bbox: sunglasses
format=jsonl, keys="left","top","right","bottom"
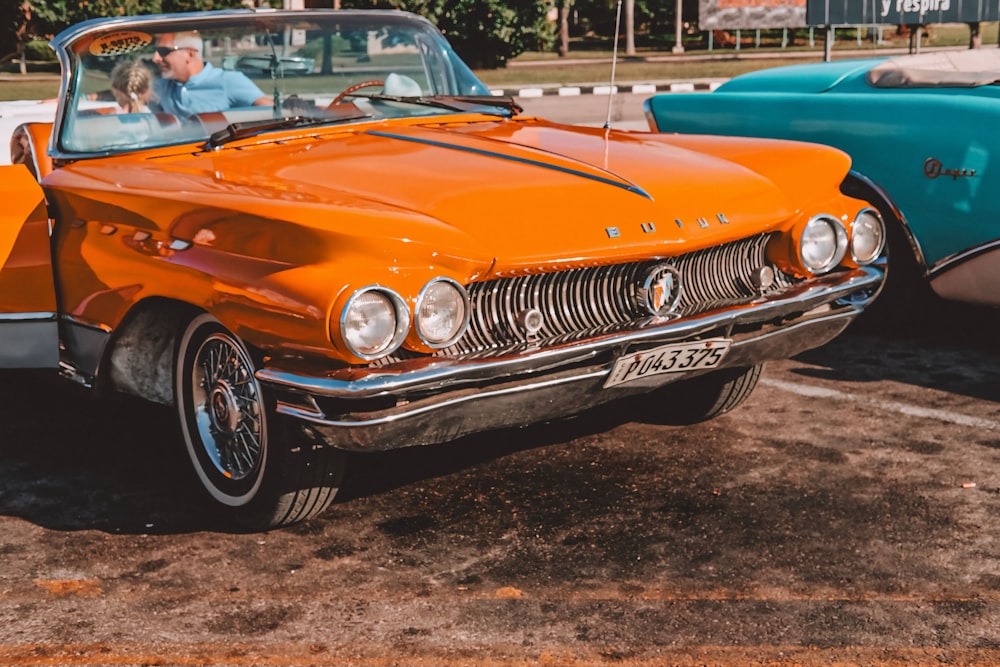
{"left": 153, "top": 45, "right": 190, "bottom": 58}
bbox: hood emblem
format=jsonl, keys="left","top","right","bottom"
{"left": 674, "top": 213, "right": 729, "bottom": 229}
{"left": 609, "top": 215, "right": 729, "bottom": 240}
{"left": 637, "top": 264, "right": 682, "bottom": 316}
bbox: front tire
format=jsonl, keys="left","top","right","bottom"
{"left": 636, "top": 365, "right": 763, "bottom": 425}
{"left": 175, "top": 314, "right": 344, "bottom": 530}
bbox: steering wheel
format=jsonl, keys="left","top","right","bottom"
{"left": 328, "top": 80, "right": 385, "bottom": 107}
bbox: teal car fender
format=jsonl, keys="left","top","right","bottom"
{"left": 645, "top": 55, "right": 1000, "bottom": 307}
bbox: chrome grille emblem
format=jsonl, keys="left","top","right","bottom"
{"left": 637, "top": 263, "right": 682, "bottom": 316}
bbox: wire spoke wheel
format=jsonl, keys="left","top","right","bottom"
{"left": 176, "top": 313, "right": 346, "bottom": 529}
{"left": 191, "top": 333, "right": 264, "bottom": 483}
{"left": 178, "top": 315, "right": 268, "bottom": 508}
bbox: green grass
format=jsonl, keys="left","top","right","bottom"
{"left": 0, "top": 77, "right": 60, "bottom": 100}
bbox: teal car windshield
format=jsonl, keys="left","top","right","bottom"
{"left": 52, "top": 10, "right": 498, "bottom": 156}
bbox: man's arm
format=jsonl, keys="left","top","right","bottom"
{"left": 225, "top": 71, "right": 273, "bottom": 108}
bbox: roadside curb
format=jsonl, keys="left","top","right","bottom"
{"left": 493, "top": 80, "right": 724, "bottom": 98}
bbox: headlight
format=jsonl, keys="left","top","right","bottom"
{"left": 800, "top": 215, "right": 848, "bottom": 274}
{"left": 340, "top": 287, "right": 409, "bottom": 360}
{"left": 414, "top": 278, "right": 470, "bottom": 348}
{"left": 850, "top": 208, "right": 886, "bottom": 265}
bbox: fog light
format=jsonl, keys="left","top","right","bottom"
{"left": 516, "top": 308, "right": 544, "bottom": 338}
{"left": 751, "top": 266, "right": 775, "bottom": 291}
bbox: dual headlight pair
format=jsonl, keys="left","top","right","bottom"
{"left": 340, "top": 278, "right": 469, "bottom": 360}
{"left": 340, "top": 209, "right": 886, "bottom": 361}
{"left": 799, "top": 208, "right": 885, "bottom": 274}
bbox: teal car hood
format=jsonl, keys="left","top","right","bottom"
{"left": 717, "top": 58, "right": 886, "bottom": 94}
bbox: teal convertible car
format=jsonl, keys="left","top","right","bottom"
{"left": 646, "top": 49, "right": 1000, "bottom": 310}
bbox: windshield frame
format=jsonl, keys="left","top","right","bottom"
{"left": 49, "top": 9, "right": 494, "bottom": 161}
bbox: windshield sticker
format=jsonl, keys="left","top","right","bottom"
{"left": 89, "top": 31, "right": 153, "bottom": 56}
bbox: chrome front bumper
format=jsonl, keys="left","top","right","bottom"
{"left": 257, "top": 266, "right": 882, "bottom": 452}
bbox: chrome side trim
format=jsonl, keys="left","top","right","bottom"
{"left": 257, "top": 266, "right": 881, "bottom": 400}
{"left": 59, "top": 317, "right": 113, "bottom": 381}
{"left": 0, "top": 311, "right": 57, "bottom": 322}
{"left": 61, "top": 313, "right": 113, "bottom": 333}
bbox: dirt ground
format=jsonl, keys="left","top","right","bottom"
{"left": 0, "top": 294, "right": 998, "bottom": 666}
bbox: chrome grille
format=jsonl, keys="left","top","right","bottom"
{"left": 460, "top": 262, "right": 646, "bottom": 353}
{"left": 376, "top": 233, "right": 795, "bottom": 365}
{"left": 451, "top": 233, "right": 790, "bottom": 355}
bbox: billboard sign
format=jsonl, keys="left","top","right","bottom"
{"left": 806, "top": 0, "right": 1000, "bottom": 25}
{"left": 699, "top": 0, "right": 807, "bottom": 29}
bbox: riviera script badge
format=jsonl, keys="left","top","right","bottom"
{"left": 924, "top": 157, "right": 976, "bottom": 180}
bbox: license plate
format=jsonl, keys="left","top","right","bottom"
{"left": 603, "top": 338, "right": 732, "bottom": 388}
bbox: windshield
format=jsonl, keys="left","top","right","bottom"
{"left": 52, "top": 10, "right": 496, "bottom": 156}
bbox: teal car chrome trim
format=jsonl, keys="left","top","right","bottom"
{"left": 931, "top": 238, "right": 1000, "bottom": 277}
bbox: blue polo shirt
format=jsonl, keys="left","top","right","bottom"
{"left": 154, "top": 62, "right": 268, "bottom": 116}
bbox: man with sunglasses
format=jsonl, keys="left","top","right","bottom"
{"left": 151, "top": 31, "right": 271, "bottom": 117}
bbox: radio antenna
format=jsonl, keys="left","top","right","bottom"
{"left": 604, "top": 0, "right": 624, "bottom": 129}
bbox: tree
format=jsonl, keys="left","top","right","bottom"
{"left": 1, "top": 0, "right": 51, "bottom": 65}
{"left": 389, "top": 0, "right": 553, "bottom": 68}
{"left": 1, "top": 0, "right": 245, "bottom": 64}
{"left": 556, "top": 0, "right": 571, "bottom": 57}
{"left": 1, "top": 0, "right": 554, "bottom": 71}
{"left": 623, "top": 0, "right": 635, "bottom": 55}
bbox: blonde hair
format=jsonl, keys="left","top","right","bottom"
{"left": 110, "top": 60, "right": 153, "bottom": 113}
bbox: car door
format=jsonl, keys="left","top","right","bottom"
{"left": 0, "top": 164, "right": 59, "bottom": 368}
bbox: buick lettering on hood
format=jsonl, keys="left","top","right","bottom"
{"left": 2, "top": 9, "right": 885, "bottom": 529}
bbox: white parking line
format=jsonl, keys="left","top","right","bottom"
{"left": 760, "top": 378, "right": 1000, "bottom": 431}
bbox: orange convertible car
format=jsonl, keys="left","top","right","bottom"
{"left": 4, "top": 9, "right": 885, "bottom": 529}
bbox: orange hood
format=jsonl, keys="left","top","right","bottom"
{"left": 47, "top": 117, "right": 853, "bottom": 278}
